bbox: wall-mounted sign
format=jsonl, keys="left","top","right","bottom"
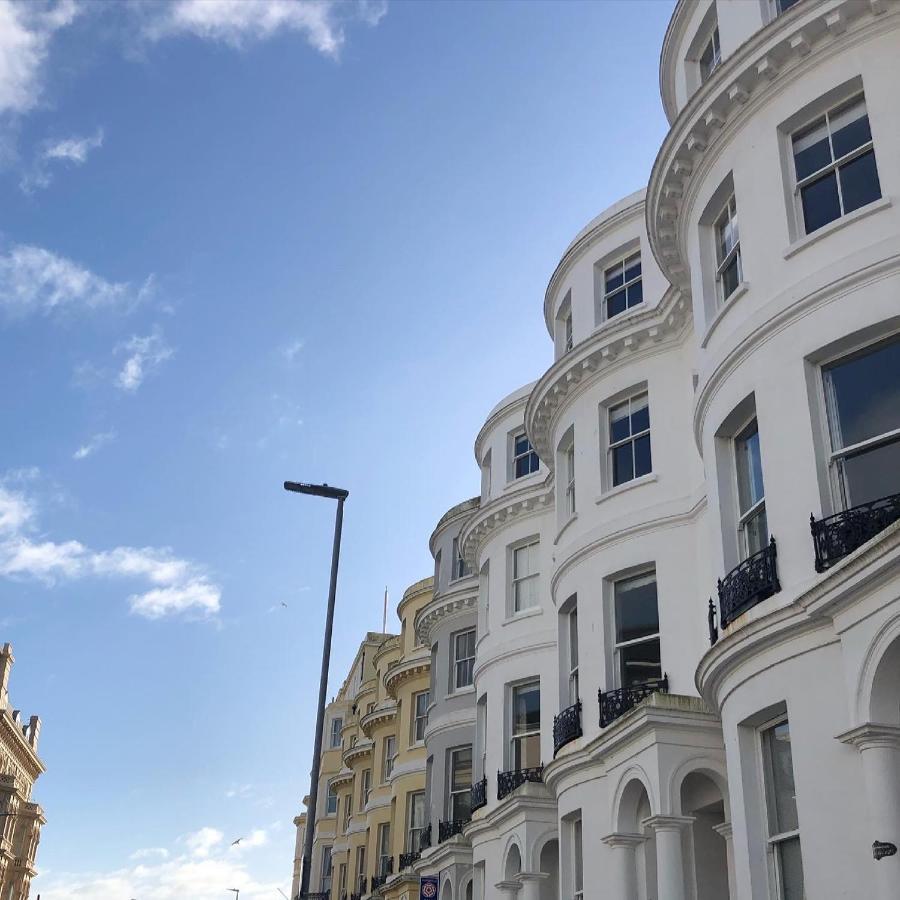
{"left": 420, "top": 875, "right": 439, "bottom": 899}
{"left": 873, "top": 840, "right": 897, "bottom": 860}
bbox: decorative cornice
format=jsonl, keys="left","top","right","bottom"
{"left": 473, "top": 383, "right": 536, "bottom": 466}
{"left": 360, "top": 702, "right": 398, "bottom": 738}
{"left": 837, "top": 722, "right": 900, "bottom": 751}
{"left": 397, "top": 577, "right": 433, "bottom": 620}
{"left": 465, "top": 780, "right": 556, "bottom": 838}
{"left": 526, "top": 287, "right": 691, "bottom": 465}
{"left": 330, "top": 768, "right": 354, "bottom": 789}
{"left": 343, "top": 739, "right": 374, "bottom": 768}
{"left": 383, "top": 652, "right": 431, "bottom": 699}
{"left": 458, "top": 476, "right": 554, "bottom": 568}
{"left": 429, "top": 496, "right": 481, "bottom": 555}
{"left": 0, "top": 712, "right": 44, "bottom": 781}
{"left": 542, "top": 192, "right": 645, "bottom": 334}
{"left": 414, "top": 580, "right": 478, "bottom": 647}
{"left": 372, "top": 635, "right": 401, "bottom": 669}
{"left": 647, "top": 0, "right": 898, "bottom": 292}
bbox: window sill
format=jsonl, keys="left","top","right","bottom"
{"left": 595, "top": 473, "right": 658, "bottom": 505}
{"left": 448, "top": 685, "right": 476, "bottom": 698}
{"left": 700, "top": 282, "right": 749, "bottom": 349}
{"left": 505, "top": 471, "right": 543, "bottom": 490}
{"left": 502, "top": 607, "right": 543, "bottom": 627}
{"left": 592, "top": 301, "right": 646, "bottom": 334}
{"left": 783, "top": 197, "right": 891, "bottom": 260}
{"left": 554, "top": 513, "right": 578, "bottom": 545}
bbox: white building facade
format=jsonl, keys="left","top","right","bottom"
{"left": 297, "top": 2, "right": 900, "bottom": 898}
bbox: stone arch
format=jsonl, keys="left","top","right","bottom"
{"left": 679, "top": 770, "right": 731, "bottom": 899}
{"left": 667, "top": 756, "right": 730, "bottom": 819}
{"left": 530, "top": 828, "right": 560, "bottom": 872}
{"left": 538, "top": 837, "right": 559, "bottom": 900}
{"left": 611, "top": 766, "right": 656, "bottom": 833}
{"left": 460, "top": 874, "right": 473, "bottom": 900}
{"left": 503, "top": 839, "right": 523, "bottom": 880}
{"left": 440, "top": 878, "right": 453, "bottom": 900}
{"left": 857, "top": 614, "right": 900, "bottom": 725}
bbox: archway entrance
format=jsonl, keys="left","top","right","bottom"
{"left": 680, "top": 771, "right": 730, "bottom": 900}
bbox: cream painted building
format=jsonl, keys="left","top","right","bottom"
{"left": 294, "top": 1, "right": 900, "bottom": 898}
{"left": 0, "top": 644, "right": 45, "bottom": 900}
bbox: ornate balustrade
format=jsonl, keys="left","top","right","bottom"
{"left": 371, "top": 858, "right": 393, "bottom": 890}
{"left": 438, "top": 818, "right": 470, "bottom": 842}
{"left": 599, "top": 676, "right": 668, "bottom": 728}
{"left": 553, "top": 700, "right": 582, "bottom": 755}
{"left": 471, "top": 777, "right": 487, "bottom": 813}
{"left": 717, "top": 537, "right": 780, "bottom": 629}
{"left": 399, "top": 850, "right": 420, "bottom": 870}
{"left": 811, "top": 492, "right": 900, "bottom": 572}
{"left": 497, "top": 765, "right": 543, "bottom": 800}
{"left": 419, "top": 823, "right": 432, "bottom": 851}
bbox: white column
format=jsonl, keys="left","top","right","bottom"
{"left": 643, "top": 816, "right": 693, "bottom": 900}
{"left": 839, "top": 724, "right": 900, "bottom": 900}
{"left": 712, "top": 820, "right": 737, "bottom": 900}
{"left": 517, "top": 871, "right": 548, "bottom": 900}
{"left": 601, "top": 833, "right": 644, "bottom": 900}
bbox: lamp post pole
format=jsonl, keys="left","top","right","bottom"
{"left": 283, "top": 481, "right": 349, "bottom": 899}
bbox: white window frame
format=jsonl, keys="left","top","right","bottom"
{"left": 451, "top": 536, "right": 470, "bottom": 581}
{"left": 790, "top": 93, "right": 880, "bottom": 235}
{"left": 821, "top": 335, "right": 900, "bottom": 510}
{"left": 338, "top": 861, "right": 347, "bottom": 896}
{"left": 407, "top": 790, "right": 426, "bottom": 852}
{"left": 511, "top": 429, "right": 540, "bottom": 481}
{"left": 361, "top": 768, "right": 372, "bottom": 807}
{"left": 567, "top": 606, "right": 579, "bottom": 706}
{"left": 509, "top": 679, "right": 541, "bottom": 771}
{"left": 612, "top": 571, "right": 661, "bottom": 690}
{"left": 573, "top": 815, "right": 584, "bottom": 900}
{"left": 699, "top": 26, "right": 721, "bottom": 82}
{"left": 734, "top": 416, "right": 768, "bottom": 559}
{"left": 564, "top": 311, "right": 573, "bottom": 352}
{"left": 770, "top": 0, "right": 801, "bottom": 18}
{"left": 602, "top": 251, "right": 643, "bottom": 321}
{"left": 759, "top": 714, "right": 804, "bottom": 900}
{"left": 344, "top": 790, "right": 353, "bottom": 831}
{"left": 608, "top": 392, "right": 651, "bottom": 487}
{"left": 356, "top": 845, "right": 366, "bottom": 894}
{"left": 377, "top": 822, "right": 391, "bottom": 874}
{"left": 714, "top": 193, "right": 742, "bottom": 302}
{"left": 448, "top": 745, "right": 473, "bottom": 821}
{"left": 510, "top": 538, "right": 540, "bottom": 614}
{"left": 329, "top": 716, "right": 343, "bottom": 749}
{"left": 325, "top": 779, "right": 338, "bottom": 816}
{"left": 382, "top": 735, "right": 396, "bottom": 782}
{"left": 411, "top": 691, "right": 429, "bottom": 744}
{"left": 451, "top": 628, "right": 476, "bottom": 691}
{"left": 321, "top": 846, "right": 333, "bottom": 893}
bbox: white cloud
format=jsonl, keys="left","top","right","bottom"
{"left": 0, "top": 243, "right": 153, "bottom": 318}
{"left": 282, "top": 337, "right": 304, "bottom": 362}
{"left": 21, "top": 127, "right": 104, "bottom": 192}
{"left": 129, "top": 847, "right": 169, "bottom": 861}
{"left": 185, "top": 826, "right": 223, "bottom": 858}
{"left": 0, "top": 474, "right": 221, "bottom": 619}
{"left": 0, "top": 0, "right": 79, "bottom": 117}
{"left": 115, "top": 329, "right": 173, "bottom": 392}
{"left": 73, "top": 428, "right": 116, "bottom": 460}
{"left": 232, "top": 828, "right": 267, "bottom": 850}
{"left": 143, "top": 0, "right": 387, "bottom": 58}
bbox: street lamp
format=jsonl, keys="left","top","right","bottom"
{"left": 283, "top": 480, "right": 349, "bottom": 899}
{"left": 227, "top": 891, "right": 239, "bottom": 900}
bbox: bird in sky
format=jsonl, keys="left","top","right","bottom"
{"left": 231, "top": 837, "right": 242, "bottom": 846}
{"left": 281, "top": 601, "right": 288, "bottom": 608}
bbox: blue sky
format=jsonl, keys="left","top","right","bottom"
{"left": 0, "top": 0, "right": 672, "bottom": 895}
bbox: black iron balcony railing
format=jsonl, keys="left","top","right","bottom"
{"left": 811, "top": 492, "right": 900, "bottom": 572}
{"left": 355, "top": 878, "right": 367, "bottom": 897}
{"left": 371, "top": 858, "right": 393, "bottom": 890}
{"left": 471, "top": 777, "right": 488, "bottom": 813}
{"left": 553, "top": 699, "right": 582, "bottom": 755}
{"left": 497, "top": 765, "right": 544, "bottom": 800}
{"left": 438, "top": 818, "right": 470, "bottom": 842}
{"left": 599, "top": 676, "right": 668, "bottom": 728}
{"left": 302, "top": 894, "right": 330, "bottom": 900}
{"left": 718, "top": 537, "right": 780, "bottom": 629}
{"left": 399, "top": 850, "right": 420, "bottom": 870}
{"left": 419, "top": 823, "right": 432, "bottom": 851}
{"left": 371, "top": 874, "right": 387, "bottom": 891}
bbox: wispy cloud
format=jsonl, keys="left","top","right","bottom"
{"left": 115, "top": 329, "right": 173, "bottom": 392}
{"left": 21, "top": 127, "right": 104, "bottom": 192}
{"left": 0, "top": 0, "right": 79, "bottom": 118}
{"left": 0, "top": 243, "right": 153, "bottom": 318}
{"left": 141, "top": 0, "right": 387, "bottom": 58}
{"left": 282, "top": 337, "right": 304, "bottom": 362}
{"left": 35, "top": 824, "right": 283, "bottom": 900}
{"left": 0, "top": 473, "right": 221, "bottom": 619}
{"left": 73, "top": 428, "right": 116, "bottom": 460}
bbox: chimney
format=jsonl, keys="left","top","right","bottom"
{"left": 27, "top": 715, "right": 41, "bottom": 752}
{"left": 0, "top": 644, "right": 13, "bottom": 711}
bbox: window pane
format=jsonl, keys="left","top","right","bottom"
{"left": 840, "top": 439, "right": 900, "bottom": 507}
{"left": 764, "top": 721, "right": 799, "bottom": 834}
{"left": 777, "top": 836, "right": 805, "bottom": 900}
{"left": 451, "top": 747, "right": 472, "bottom": 789}
{"left": 744, "top": 506, "right": 769, "bottom": 556}
{"left": 634, "top": 434, "right": 652, "bottom": 478}
{"left": 722, "top": 253, "right": 741, "bottom": 299}
{"left": 605, "top": 264, "right": 624, "bottom": 293}
{"left": 839, "top": 149, "right": 881, "bottom": 214}
{"left": 826, "top": 338, "right": 900, "bottom": 448}
{"left": 514, "top": 732, "right": 541, "bottom": 769}
{"left": 620, "top": 637, "right": 662, "bottom": 688}
{"left": 611, "top": 443, "right": 633, "bottom": 486}
{"left": 514, "top": 433, "right": 529, "bottom": 456}
{"left": 801, "top": 171, "right": 841, "bottom": 233}
{"left": 610, "top": 401, "right": 632, "bottom": 443}
{"left": 513, "top": 683, "right": 540, "bottom": 734}
{"left": 736, "top": 423, "right": 765, "bottom": 513}
{"left": 569, "top": 610, "right": 579, "bottom": 668}
{"left": 623, "top": 254, "right": 641, "bottom": 283}
{"left": 607, "top": 290, "right": 627, "bottom": 319}
{"left": 793, "top": 118, "right": 830, "bottom": 179}
{"left": 631, "top": 395, "right": 649, "bottom": 433}
{"left": 627, "top": 278, "right": 643, "bottom": 307}
{"left": 615, "top": 575, "right": 659, "bottom": 643}
{"left": 574, "top": 819, "right": 584, "bottom": 892}
{"left": 830, "top": 99, "right": 870, "bottom": 158}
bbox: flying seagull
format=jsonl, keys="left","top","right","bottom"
{"left": 231, "top": 837, "right": 242, "bottom": 846}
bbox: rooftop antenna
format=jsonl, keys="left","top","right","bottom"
{"left": 382, "top": 586, "right": 388, "bottom": 634}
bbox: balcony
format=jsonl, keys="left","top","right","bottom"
{"left": 717, "top": 537, "right": 780, "bottom": 629}
{"left": 553, "top": 700, "right": 582, "bottom": 755}
{"left": 811, "top": 492, "right": 900, "bottom": 572}
{"left": 471, "top": 777, "right": 487, "bottom": 813}
{"left": 497, "top": 766, "right": 544, "bottom": 801}
{"left": 399, "top": 850, "right": 420, "bottom": 870}
{"left": 438, "top": 818, "right": 470, "bottom": 842}
{"left": 371, "top": 858, "right": 393, "bottom": 890}
{"left": 419, "top": 823, "right": 432, "bottom": 851}
{"left": 599, "top": 676, "right": 668, "bottom": 728}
